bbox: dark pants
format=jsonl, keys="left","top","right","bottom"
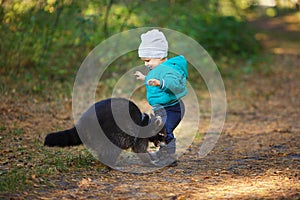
{"left": 154, "top": 101, "right": 185, "bottom": 154}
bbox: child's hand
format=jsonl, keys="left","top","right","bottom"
{"left": 147, "top": 79, "right": 160, "bottom": 86}
{"left": 134, "top": 71, "right": 145, "bottom": 81}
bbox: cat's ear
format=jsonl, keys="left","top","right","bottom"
{"left": 149, "top": 114, "right": 164, "bottom": 131}
{"left": 154, "top": 115, "right": 163, "bottom": 127}
{"left": 141, "top": 113, "right": 150, "bottom": 126}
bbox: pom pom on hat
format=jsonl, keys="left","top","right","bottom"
{"left": 138, "top": 29, "right": 168, "bottom": 58}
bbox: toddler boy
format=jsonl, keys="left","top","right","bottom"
{"left": 134, "top": 29, "right": 188, "bottom": 166}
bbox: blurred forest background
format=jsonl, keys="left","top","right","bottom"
{"left": 1, "top": 0, "right": 298, "bottom": 100}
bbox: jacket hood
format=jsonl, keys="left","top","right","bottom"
{"left": 163, "top": 55, "right": 188, "bottom": 79}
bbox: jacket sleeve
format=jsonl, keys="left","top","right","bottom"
{"left": 160, "top": 71, "right": 186, "bottom": 95}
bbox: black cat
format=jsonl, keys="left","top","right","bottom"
{"left": 44, "top": 98, "right": 166, "bottom": 166}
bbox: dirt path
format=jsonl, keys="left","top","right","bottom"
{"left": 33, "top": 55, "right": 300, "bottom": 200}
{"left": 251, "top": 12, "right": 300, "bottom": 55}
{"left": 1, "top": 13, "right": 300, "bottom": 200}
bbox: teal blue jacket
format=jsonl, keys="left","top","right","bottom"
{"left": 145, "top": 55, "right": 188, "bottom": 110}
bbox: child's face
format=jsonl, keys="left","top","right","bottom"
{"left": 141, "top": 58, "right": 166, "bottom": 70}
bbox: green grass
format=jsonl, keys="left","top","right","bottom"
{"left": 193, "top": 132, "right": 203, "bottom": 143}
{"left": 11, "top": 128, "right": 23, "bottom": 136}
{"left": 0, "top": 140, "right": 104, "bottom": 193}
{"left": 0, "top": 126, "right": 7, "bottom": 132}
{"left": 0, "top": 168, "right": 28, "bottom": 192}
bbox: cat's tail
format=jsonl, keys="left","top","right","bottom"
{"left": 44, "top": 127, "right": 82, "bottom": 147}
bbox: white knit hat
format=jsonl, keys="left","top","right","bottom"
{"left": 138, "top": 29, "right": 168, "bottom": 58}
